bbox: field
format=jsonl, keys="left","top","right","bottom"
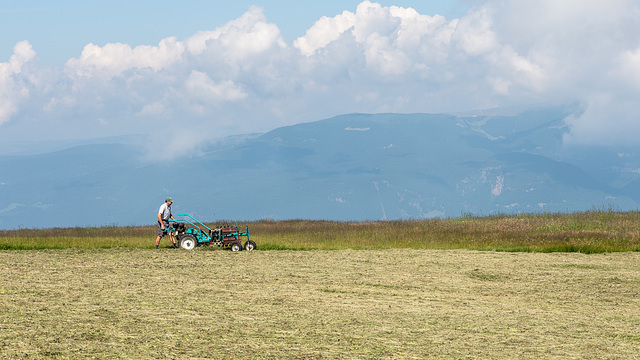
{"left": 1, "top": 211, "right": 640, "bottom": 358}
{"left": 2, "top": 210, "right": 640, "bottom": 252}
{"left": 1, "top": 249, "right": 639, "bottom": 359}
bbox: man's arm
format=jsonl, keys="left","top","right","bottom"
{"left": 158, "top": 212, "right": 164, "bottom": 228}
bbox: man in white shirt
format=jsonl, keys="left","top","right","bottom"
{"left": 155, "top": 197, "right": 178, "bottom": 249}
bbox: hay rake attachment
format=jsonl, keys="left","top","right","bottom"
{"left": 169, "top": 213, "right": 256, "bottom": 251}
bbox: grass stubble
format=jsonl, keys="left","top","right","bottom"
{"left": 1, "top": 248, "right": 639, "bottom": 359}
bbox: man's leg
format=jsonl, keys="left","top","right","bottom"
{"left": 155, "top": 222, "right": 164, "bottom": 248}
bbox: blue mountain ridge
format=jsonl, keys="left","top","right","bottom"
{"left": 1, "top": 107, "right": 639, "bottom": 229}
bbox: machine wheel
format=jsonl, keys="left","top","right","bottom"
{"left": 180, "top": 234, "right": 197, "bottom": 250}
{"left": 244, "top": 240, "right": 257, "bottom": 251}
{"left": 230, "top": 241, "right": 242, "bottom": 252}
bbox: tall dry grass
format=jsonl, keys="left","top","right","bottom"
{"left": 250, "top": 209, "right": 640, "bottom": 252}
{"left": 1, "top": 209, "right": 640, "bottom": 252}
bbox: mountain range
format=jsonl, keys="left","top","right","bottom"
{"left": 2, "top": 106, "right": 640, "bottom": 229}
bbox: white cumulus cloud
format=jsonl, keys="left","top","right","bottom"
{"left": 1, "top": 1, "right": 640, "bottom": 156}
{"left": 66, "top": 37, "right": 185, "bottom": 79}
{"left": 185, "top": 5, "right": 286, "bottom": 58}
{"left": 0, "top": 41, "right": 36, "bottom": 125}
{"left": 185, "top": 70, "right": 247, "bottom": 104}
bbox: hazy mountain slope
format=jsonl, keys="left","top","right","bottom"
{"left": 1, "top": 108, "right": 638, "bottom": 229}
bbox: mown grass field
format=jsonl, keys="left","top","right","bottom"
{"left": 1, "top": 249, "right": 639, "bottom": 359}
{"left": 1, "top": 210, "right": 640, "bottom": 358}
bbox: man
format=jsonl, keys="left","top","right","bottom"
{"left": 155, "top": 197, "right": 178, "bottom": 249}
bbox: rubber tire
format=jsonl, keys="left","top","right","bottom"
{"left": 180, "top": 234, "right": 197, "bottom": 250}
{"left": 230, "top": 241, "right": 242, "bottom": 252}
{"left": 244, "top": 240, "right": 256, "bottom": 251}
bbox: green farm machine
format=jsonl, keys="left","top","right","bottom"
{"left": 168, "top": 214, "right": 256, "bottom": 251}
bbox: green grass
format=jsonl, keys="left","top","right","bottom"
{"left": 2, "top": 209, "right": 640, "bottom": 252}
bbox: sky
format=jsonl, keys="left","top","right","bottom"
{"left": 2, "top": 0, "right": 640, "bottom": 158}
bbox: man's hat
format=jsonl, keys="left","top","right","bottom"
{"left": 166, "top": 197, "right": 173, "bottom": 202}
